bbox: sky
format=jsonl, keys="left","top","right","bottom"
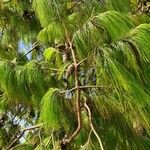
{"left": 18, "top": 40, "right": 32, "bottom": 59}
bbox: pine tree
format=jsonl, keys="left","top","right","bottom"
{"left": 0, "top": 0, "right": 150, "bottom": 149}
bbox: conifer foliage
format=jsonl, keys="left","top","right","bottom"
{"left": 0, "top": 0, "right": 150, "bottom": 149}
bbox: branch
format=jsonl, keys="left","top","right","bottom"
{"left": 61, "top": 23, "right": 82, "bottom": 146}
{"left": 84, "top": 103, "right": 104, "bottom": 150}
{"left": 7, "top": 124, "right": 42, "bottom": 150}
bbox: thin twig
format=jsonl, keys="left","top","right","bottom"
{"left": 0, "top": 27, "right": 5, "bottom": 42}
{"left": 11, "top": 105, "right": 24, "bottom": 122}
{"left": 77, "top": 57, "right": 89, "bottom": 66}
{"left": 38, "top": 128, "right": 45, "bottom": 149}
{"left": 67, "top": 1, "right": 83, "bottom": 13}
{"left": 84, "top": 103, "right": 104, "bottom": 150}
{"left": 41, "top": 67, "right": 59, "bottom": 71}
{"left": 81, "top": 129, "right": 92, "bottom": 149}
{"left": 60, "top": 85, "right": 112, "bottom": 94}
{"left": 7, "top": 124, "right": 42, "bottom": 150}
{"left": 14, "top": 108, "right": 30, "bottom": 124}
{"left": 23, "top": 43, "right": 40, "bottom": 58}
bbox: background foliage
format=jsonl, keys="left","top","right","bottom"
{"left": 0, "top": 0, "right": 150, "bottom": 149}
